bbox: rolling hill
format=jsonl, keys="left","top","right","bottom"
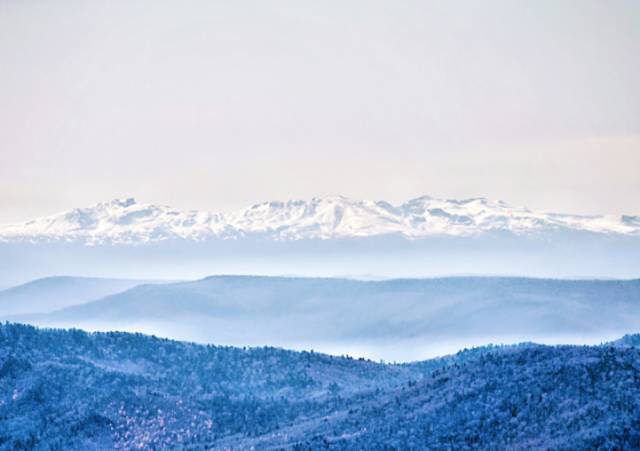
{"left": 1, "top": 324, "right": 638, "bottom": 449}
{"left": 0, "top": 276, "right": 162, "bottom": 317}
{"left": 12, "top": 276, "right": 640, "bottom": 361}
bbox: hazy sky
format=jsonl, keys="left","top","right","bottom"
{"left": 1, "top": 0, "right": 639, "bottom": 222}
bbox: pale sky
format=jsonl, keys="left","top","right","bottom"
{"left": 1, "top": 0, "right": 639, "bottom": 222}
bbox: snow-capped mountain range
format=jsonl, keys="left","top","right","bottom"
{"left": 0, "top": 196, "right": 638, "bottom": 245}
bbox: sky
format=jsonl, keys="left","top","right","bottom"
{"left": 1, "top": 0, "right": 639, "bottom": 223}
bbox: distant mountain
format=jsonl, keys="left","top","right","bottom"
{"left": 0, "top": 276, "right": 163, "bottom": 317}
{"left": 1, "top": 196, "right": 638, "bottom": 244}
{"left": 14, "top": 276, "right": 640, "bottom": 361}
{"left": 1, "top": 197, "right": 639, "bottom": 286}
{"left": 1, "top": 323, "right": 638, "bottom": 449}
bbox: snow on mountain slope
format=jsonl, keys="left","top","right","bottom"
{"left": 0, "top": 196, "right": 638, "bottom": 244}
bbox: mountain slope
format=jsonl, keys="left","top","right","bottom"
{"left": 15, "top": 276, "right": 640, "bottom": 361}
{"left": 1, "top": 324, "right": 638, "bottom": 450}
{"left": 1, "top": 196, "right": 638, "bottom": 244}
{"left": 0, "top": 276, "right": 162, "bottom": 317}
{"left": 230, "top": 344, "right": 640, "bottom": 450}
{"left": 0, "top": 323, "right": 420, "bottom": 450}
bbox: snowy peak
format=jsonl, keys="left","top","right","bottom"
{"left": 230, "top": 196, "right": 405, "bottom": 239}
{"left": 0, "top": 196, "right": 638, "bottom": 244}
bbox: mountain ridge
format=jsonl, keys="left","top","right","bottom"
{"left": 1, "top": 195, "right": 638, "bottom": 245}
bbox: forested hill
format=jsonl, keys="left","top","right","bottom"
{"left": 1, "top": 323, "right": 639, "bottom": 450}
